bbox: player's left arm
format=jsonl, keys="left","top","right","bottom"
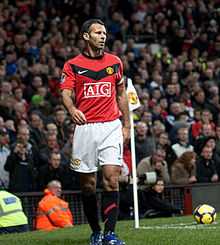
{"left": 116, "top": 81, "right": 130, "bottom": 144}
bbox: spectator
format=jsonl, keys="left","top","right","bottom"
{"left": 46, "top": 122, "right": 64, "bottom": 146}
{"left": 215, "top": 125, "right": 220, "bottom": 176}
{"left": 23, "top": 76, "right": 43, "bottom": 103}
{"left": 37, "top": 151, "right": 77, "bottom": 190}
{"left": 36, "top": 180, "right": 73, "bottom": 231}
{"left": 206, "top": 93, "right": 220, "bottom": 124}
{"left": 191, "top": 109, "right": 215, "bottom": 140}
{"left": 0, "top": 128, "right": 10, "bottom": 188}
{"left": 46, "top": 122, "right": 58, "bottom": 136}
{"left": 196, "top": 146, "right": 219, "bottom": 183}
{"left": 169, "top": 126, "right": 194, "bottom": 165}
{"left": 200, "top": 123, "right": 215, "bottom": 138}
{"left": 33, "top": 85, "right": 53, "bottom": 116}
{"left": 0, "top": 82, "right": 13, "bottom": 106}
{"left": 168, "top": 112, "right": 190, "bottom": 144}
{"left": 191, "top": 89, "right": 207, "bottom": 112}
{"left": 13, "top": 87, "right": 28, "bottom": 111}
{"left": 0, "top": 189, "right": 28, "bottom": 234}
{"left": 137, "top": 147, "right": 170, "bottom": 187}
{"left": 4, "top": 126, "right": 38, "bottom": 192}
{"left": 4, "top": 119, "right": 17, "bottom": 143}
{"left": 38, "top": 133, "right": 66, "bottom": 166}
{"left": 53, "top": 105, "right": 69, "bottom": 147}
{"left": 171, "top": 151, "right": 197, "bottom": 185}
{"left": 151, "top": 120, "right": 166, "bottom": 139}
{"left": 156, "top": 132, "right": 170, "bottom": 150}
{"left": 135, "top": 121, "right": 156, "bottom": 165}
{"left": 194, "top": 123, "right": 216, "bottom": 153}
{"left": 12, "top": 101, "right": 28, "bottom": 125}
{"left": 29, "top": 111, "right": 46, "bottom": 147}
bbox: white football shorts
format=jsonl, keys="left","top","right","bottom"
{"left": 70, "top": 119, "right": 123, "bottom": 173}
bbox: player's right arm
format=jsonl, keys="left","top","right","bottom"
{"left": 61, "top": 89, "right": 87, "bottom": 125}
{"left": 60, "top": 61, "right": 87, "bottom": 125}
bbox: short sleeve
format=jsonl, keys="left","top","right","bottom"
{"left": 59, "top": 62, "right": 76, "bottom": 90}
{"left": 116, "top": 58, "right": 124, "bottom": 85}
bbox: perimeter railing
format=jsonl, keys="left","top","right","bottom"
{"left": 16, "top": 182, "right": 220, "bottom": 230}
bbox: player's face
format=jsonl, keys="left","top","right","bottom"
{"left": 87, "top": 23, "right": 107, "bottom": 50}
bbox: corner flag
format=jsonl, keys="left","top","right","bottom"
{"left": 126, "top": 78, "right": 141, "bottom": 112}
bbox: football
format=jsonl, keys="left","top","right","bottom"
{"left": 193, "top": 204, "right": 217, "bottom": 224}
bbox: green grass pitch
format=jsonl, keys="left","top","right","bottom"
{"left": 0, "top": 215, "right": 219, "bottom": 245}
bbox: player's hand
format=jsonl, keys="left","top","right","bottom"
{"left": 122, "top": 126, "right": 130, "bottom": 145}
{"left": 70, "top": 109, "right": 87, "bottom": 125}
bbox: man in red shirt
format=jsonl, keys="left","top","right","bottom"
{"left": 60, "top": 19, "right": 130, "bottom": 245}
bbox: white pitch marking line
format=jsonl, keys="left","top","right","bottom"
{"left": 138, "top": 222, "right": 218, "bottom": 230}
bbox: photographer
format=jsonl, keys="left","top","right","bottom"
{"left": 137, "top": 147, "right": 170, "bottom": 189}
{"left": 4, "top": 126, "right": 39, "bottom": 192}
{"left": 138, "top": 178, "right": 183, "bottom": 218}
{"left": 119, "top": 173, "right": 182, "bottom": 220}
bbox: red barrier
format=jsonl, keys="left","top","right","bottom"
{"left": 183, "top": 187, "right": 193, "bottom": 215}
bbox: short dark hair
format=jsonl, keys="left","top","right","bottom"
{"left": 80, "top": 19, "right": 105, "bottom": 38}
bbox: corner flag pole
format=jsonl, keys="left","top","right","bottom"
{"left": 126, "top": 78, "right": 140, "bottom": 229}
{"left": 130, "top": 111, "right": 140, "bottom": 229}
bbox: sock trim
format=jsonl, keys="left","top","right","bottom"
{"left": 103, "top": 202, "right": 117, "bottom": 215}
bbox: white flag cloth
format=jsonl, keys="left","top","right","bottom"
{"left": 126, "top": 78, "right": 141, "bottom": 111}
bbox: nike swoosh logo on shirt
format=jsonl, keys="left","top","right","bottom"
{"left": 78, "top": 70, "right": 88, "bottom": 75}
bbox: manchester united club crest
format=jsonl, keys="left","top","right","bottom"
{"left": 70, "top": 158, "right": 81, "bottom": 170}
{"left": 106, "top": 66, "right": 114, "bottom": 75}
{"left": 127, "top": 91, "right": 138, "bottom": 105}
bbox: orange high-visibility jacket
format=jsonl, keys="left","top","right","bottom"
{"left": 35, "top": 189, "right": 73, "bottom": 231}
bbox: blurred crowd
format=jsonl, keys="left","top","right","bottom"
{"left": 0, "top": 0, "right": 220, "bottom": 193}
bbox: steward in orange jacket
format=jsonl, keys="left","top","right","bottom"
{"left": 36, "top": 180, "right": 73, "bottom": 231}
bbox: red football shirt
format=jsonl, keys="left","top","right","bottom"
{"left": 60, "top": 52, "right": 124, "bottom": 123}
